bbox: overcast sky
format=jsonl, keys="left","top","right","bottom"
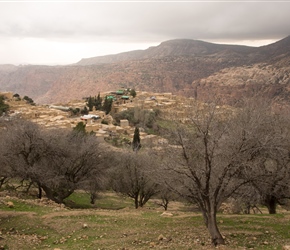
{"left": 0, "top": 1, "right": 289, "bottom": 65}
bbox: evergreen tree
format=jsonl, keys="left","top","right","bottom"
{"left": 73, "top": 122, "right": 87, "bottom": 135}
{"left": 23, "top": 95, "right": 35, "bottom": 105}
{"left": 102, "top": 96, "right": 113, "bottom": 115}
{"left": 95, "top": 92, "right": 103, "bottom": 110}
{"left": 132, "top": 127, "right": 141, "bottom": 152}
{"left": 13, "top": 93, "right": 21, "bottom": 101}
{"left": 80, "top": 106, "right": 89, "bottom": 115}
{"left": 130, "top": 89, "right": 137, "bottom": 98}
{"left": 87, "top": 96, "right": 94, "bottom": 111}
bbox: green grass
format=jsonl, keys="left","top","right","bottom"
{"left": 1, "top": 193, "right": 290, "bottom": 249}
{"left": 64, "top": 191, "right": 135, "bottom": 209}
{"left": 0, "top": 198, "right": 53, "bottom": 215}
{"left": 216, "top": 213, "right": 290, "bottom": 249}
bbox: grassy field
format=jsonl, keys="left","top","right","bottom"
{"left": 1, "top": 191, "right": 290, "bottom": 250}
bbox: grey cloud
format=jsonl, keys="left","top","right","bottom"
{"left": 0, "top": 1, "right": 290, "bottom": 65}
{"left": 1, "top": 2, "right": 289, "bottom": 42}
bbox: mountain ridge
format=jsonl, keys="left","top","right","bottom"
{"left": 76, "top": 38, "right": 258, "bottom": 65}
{"left": 1, "top": 36, "right": 290, "bottom": 105}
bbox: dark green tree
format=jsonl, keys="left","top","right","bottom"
{"left": 130, "top": 89, "right": 137, "bottom": 98}
{"left": 73, "top": 122, "right": 87, "bottom": 135}
{"left": 87, "top": 96, "right": 94, "bottom": 111}
{"left": 102, "top": 96, "right": 113, "bottom": 115}
{"left": 80, "top": 106, "right": 89, "bottom": 115}
{"left": 13, "top": 93, "right": 21, "bottom": 101}
{"left": 95, "top": 93, "right": 103, "bottom": 110}
{"left": 0, "top": 95, "right": 9, "bottom": 116}
{"left": 23, "top": 95, "right": 35, "bottom": 105}
{"left": 132, "top": 127, "right": 141, "bottom": 152}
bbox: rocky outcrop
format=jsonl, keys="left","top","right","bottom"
{"left": 191, "top": 63, "right": 290, "bottom": 106}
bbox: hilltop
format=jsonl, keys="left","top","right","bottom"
{"left": 0, "top": 90, "right": 191, "bottom": 148}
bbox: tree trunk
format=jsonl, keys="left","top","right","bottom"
{"left": 41, "top": 185, "right": 73, "bottom": 204}
{"left": 206, "top": 211, "right": 225, "bottom": 246}
{"left": 134, "top": 195, "right": 139, "bottom": 209}
{"left": 37, "top": 183, "right": 42, "bottom": 199}
{"left": 90, "top": 193, "right": 96, "bottom": 204}
{"left": 265, "top": 195, "right": 277, "bottom": 214}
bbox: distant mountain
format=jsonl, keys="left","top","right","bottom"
{"left": 0, "top": 36, "right": 290, "bottom": 105}
{"left": 76, "top": 39, "right": 257, "bottom": 65}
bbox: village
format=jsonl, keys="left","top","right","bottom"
{"left": 1, "top": 89, "right": 186, "bottom": 148}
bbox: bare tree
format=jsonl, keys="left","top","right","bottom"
{"left": 234, "top": 100, "right": 290, "bottom": 214}
{"left": 111, "top": 151, "right": 159, "bottom": 208}
{"left": 160, "top": 100, "right": 276, "bottom": 246}
{"left": 0, "top": 123, "right": 11, "bottom": 189}
{"left": 154, "top": 188, "right": 177, "bottom": 211}
{"left": 37, "top": 129, "right": 107, "bottom": 203}
{"left": 1, "top": 119, "right": 107, "bottom": 203}
{"left": 1, "top": 120, "right": 49, "bottom": 198}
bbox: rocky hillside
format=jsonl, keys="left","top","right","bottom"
{"left": 0, "top": 36, "right": 290, "bottom": 105}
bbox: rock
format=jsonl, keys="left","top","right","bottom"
{"left": 160, "top": 211, "right": 173, "bottom": 217}
{"left": 158, "top": 234, "right": 165, "bottom": 241}
{"left": 6, "top": 201, "right": 14, "bottom": 208}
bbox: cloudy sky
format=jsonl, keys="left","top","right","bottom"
{"left": 0, "top": 0, "right": 289, "bottom": 65}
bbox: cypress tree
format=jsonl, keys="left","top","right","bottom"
{"left": 102, "top": 96, "right": 113, "bottom": 115}
{"left": 87, "top": 96, "right": 94, "bottom": 111}
{"left": 132, "top": 127, "right": 141, "bottom": 152}
{"left": 95, "top": 92, "right": 103, "bottom": 110}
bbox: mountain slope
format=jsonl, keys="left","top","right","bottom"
{"left": 0, "top": 36, "right": 290, "bottom": 105}
{"left": 77, "top": 39, "right": 257, "bottom": 65}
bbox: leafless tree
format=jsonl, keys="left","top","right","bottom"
{"left": 111, "top": 151, "right": 159, "bottom": 209}
{"left": 154, "top": 188, "right": 177, "bottom": 211}
{"left": 1, "top": 119, "right": 107, "bottom": 203}
{"left": 234, "top": 99, "right": 290, "bottom": 214}
{"left": 37, "top": 129, "right": 107, "bottom": 203}
{"left": 1, "top": 119, "right": 49, "bottom": 198}
{"left": 159, "top": 99, "right": 281, "bottom": 246}
{"left": 0, "top": 123, "right": 11, "bottom": 189}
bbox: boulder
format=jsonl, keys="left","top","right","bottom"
{"left": 6, "top": 201, "right": 14, "bottom": 208}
